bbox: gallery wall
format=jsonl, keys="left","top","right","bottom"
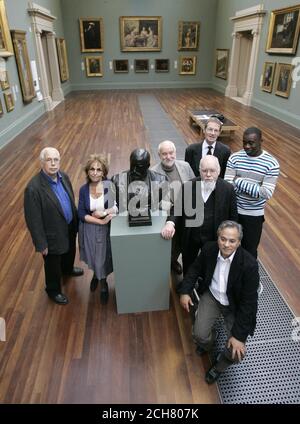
{"left": 60, "top": 0, "right": 218, "bottom": 90}
{"left": 0, "top": 0, "right": 67, "bottom": 148}
{"left": 212, "top": 0, "right": 300, "bottom": 129}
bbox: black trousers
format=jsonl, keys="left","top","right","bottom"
{"left": 182, "top": 239, "right": 202, "bottom": 275}
{"left": 43, "top": 231, "right": 76, "bottom": 295}
{"left": 238, "top": 214, "right": 265, "bottom": 259}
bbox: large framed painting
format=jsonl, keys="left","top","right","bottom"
{"left": 215, "top": 49, "right": 229, "bottom": 79}
{"left": 79, "top": 18, "right": 103, "bottom": 52}
{"left": 113, "top": 59, "right": 129, "bottom": 73}
{"left": 120, "top": 16, "right": 162, "bottom": 51}
{"left": 179, "top": 55, "right": 196, "bottom": 75}
{"left": 155, "top": 58, "right": 169, "bottom": 73}
{"left": 56, "top": 38, "right": 69, "bottom": 82}
{"left": 178, "top": 21, "right": 200, "bottom": 51}
{"left": 274, "top": 63, "right": 294, "bottom": 98}
{"left": 4, "top": 91, "right": 14, "bottom": 112}
{"left": 261, "top": 62, "right": 276, "bottom": 93}
{"left": 85, "top": 56, "right": 103, "bottom": 77}
{"left": 0, "top": 0, "right": 13, "bottom": 57}
{"left": 0, "top": 69, "right": 9, "bottom": 89}
{"left": 11, "top": 30, "right": 35, "bottom": 103}
{"left": 266, "top": 5, "right": 300, "bottom": 54}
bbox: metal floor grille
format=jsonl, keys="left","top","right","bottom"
{"left": 138, "top": 94, "right": 300, "bottom": 403}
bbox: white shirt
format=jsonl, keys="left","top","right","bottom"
{"left": 89, "top": 194, "right": 104, "bottom": 212}
{"left": 202, "top": 140, "right": 216, "bottom": 157}
{"left": 201, "top": 181, "right": 216, "bottom": 203}
{"left": 209, "top": 250, "right": 236, "bottom": 306}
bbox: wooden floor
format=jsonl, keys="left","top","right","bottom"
{"left": 0, "top": 89, "right": 299, "bottom": 404}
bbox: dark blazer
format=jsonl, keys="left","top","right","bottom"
{"left": 179, "top": 242, "right": 259, "bottom": 342}
{"left": 24, "top": 171, "right": 78, "bottom": 255}
{"left": 168, "top": 177, "right": 238, "bottom": 257}
{"left": 78, "top": 180, "right": 115, "bottom": 222}
{"left": 185, "top": 140, "right": 231, "bottom": 178}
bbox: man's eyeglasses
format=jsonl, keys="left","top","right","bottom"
{"left": 44, "top": 158, "right": 60, "bottom": 163}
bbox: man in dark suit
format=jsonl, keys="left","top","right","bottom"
{"left": 162, "top": 155, "right": 237, "bottom": 275}
{"left": 24, "top": 147, "right": 83, "bottom": 305}
{"left": 179, "top": 220, "right": 259, "bottom": 384}
{"left": 185, "top": 117, "right": 231, "bottom": 178}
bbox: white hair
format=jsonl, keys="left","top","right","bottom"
{"left": 40, "top": 147, "right": 60, "bottom": 161}
{"left": 157, "top": 140, "right": 176, "bottom": 154}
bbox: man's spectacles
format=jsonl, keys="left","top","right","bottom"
{"left": 44, "top": 158, "right": 60, "bottom": 163}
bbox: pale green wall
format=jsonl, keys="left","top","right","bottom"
{"left": 212, "top": 0, "right": 300, "bottom": 129}
{"left": 0, "top": 0, "right": 67, "bottom": 148}
{"left": 61, "top": 0, "right": 218, "bottom": 90}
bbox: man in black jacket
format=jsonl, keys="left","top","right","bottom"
{"left": 24, "top": 147, "right": 83, "bottom": 305}
{"left": 178, "top": 220, "right": 259, "bottom": 384}
{"left": 185, "top": 117, "right": 231, "bottom": 178}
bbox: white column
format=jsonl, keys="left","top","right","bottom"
{"left": 243, "top": 30, "right": 260, "bottom": 105}
{"left": 225, "top": 32, "right": 242, "bottom": 98}
{"left": 46, "top": 33, "right": 64, "bottom": 102}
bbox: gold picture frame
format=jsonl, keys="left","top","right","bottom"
{"left": 0, "top": 0, "right": 14, "bottom": 57}
{"left": 85, "top": 56, "right": 103, "bottom": 77}
{"left": 179, "top": 55, "right": 196, "bottom": 75}
{"left": 113, "top": 59, "right": 129, "bottom": 73}
{"left": 0, "top": 70, "right": 9, "bottom": 89}
{"left": 266, "top": 5, "right": 300, "bottom": 54}
{"left": 178, "top": 21, "right": 200, "bottom": 51}
{"left": 56, "top": 38, "right": 69, "bottom": 82}
{"left": 120, "top": 16, "right": 162, "bottom": 52}
{"left": 261, "top": 62, "right": 276, "bottom": 93}
{"left": 215, "top": 49, "right": 229, "bottom": 80}
{"left": 4, "top": 91, "right": 14, "bottom": 112}
{"left": 11, "top": 30, "right": 35, "bottom": 103}
{"left": 79, "top": 17, "right": 103, "bottom": 53}
{"left": 274, "top": 63, "right": 294, "bottom": 98}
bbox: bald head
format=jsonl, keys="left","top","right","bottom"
{"left": 158, "top": 140, "right": 176, "bottom": 168}
{"left": 40, "top": 147, "right": 61, "bottom": 179}
{"left": 199, "top": 155, "right": 220, "bottom": 182}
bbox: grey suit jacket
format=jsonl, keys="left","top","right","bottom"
{"left": 151, "top": 160, "right": 195, "bottom": 183}
{"left": 24, "top": 171, "right": 78, "bottom": 255}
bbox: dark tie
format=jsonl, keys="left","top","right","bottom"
{"left": 207, "top": 146, "right": 213, "bottom": 155}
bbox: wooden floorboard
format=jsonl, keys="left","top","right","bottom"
{"left": 0, "top": 88, "right": 299, "bottom": 404}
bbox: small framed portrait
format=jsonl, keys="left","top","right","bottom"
{"left": 155, "top": 59, "right": 169, "bottom": 72}
{"left": 0, "top": 98, "right": 3, "bottom": 116}
{"left": 266, "top": 5, "right": 300, "bottom": 54}
{"left": 274, "top": 63, "right": 294, "bottom": 98}
{"left": 0, "top": 70, "right": 10, "bottom": 89}
{"left": 56, "top": 38, "right": 69, "bottom": 82}
{"left": 120, "top": 16, "right": 162, "bottom": 52}
{"left": 261, "top": 62, "right": 276, "bottom": 93}
{"left": 215, "top": 49, "right": 229, "bottom": 80}
{"left": 79, "top": 17, "right": 103, "bottom": 52}
{"left": 85, "top": 56, "right": 103, "bottom": 77}
{"left": 4, "top": 91, "right": 14, "bottom": 112}
{"left": 113, "top": 59, "right": 129, "bottom": 73}
{"left": 0, "top": 0, "right": 14, "bottom": 57}
{"left": 179, "top": 56, "right": 196, "bottom": 75}
{"left": 134, "top": 59, "right": 149, "bottom": 73}
{"left": 178, "top": 21, "right": 200, "bottom": 51}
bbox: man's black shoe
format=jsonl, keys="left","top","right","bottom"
{"left": 100, "top": 280, "right": 109, "bottom": 304}
{"left": 205, "top": 365, "right": 222, "bottom": 384}
{"left": 48, "top": 293, "right": 69, "bottom": 305}
{"left": 171, "top": 260, "right": 183, "bottom": 275}
{"left": 69, "top": 267, "right": 84, "bottom": 277}
{"left": 90, "top": 276, "right": 98, "bottom": 292}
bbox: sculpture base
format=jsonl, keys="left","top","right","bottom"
{"left": 128, "top": 210, "right": 152, "bottom": 227}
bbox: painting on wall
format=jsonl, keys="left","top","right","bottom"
{"left": 113, "top": 59, "right": 129, "bottom": 73}
{"left": 120, "top": 16, "right": 162, "bottom": 51}
{"left": 274, "top": 63, "right": 294, "bottom": 98}
{"left": 155, "top": 59, "right": 169, "bottom": 72}
{"left": 179, "top": 55, "right": 196, "bottom": 75}
{"left": 178, "top": 21, "right": 200, "bottom": 51}
{"left": 79, "top": 18, "right": 103, "bottom": 52}
{"left": 0, "top": 0, "right": 14, "bottom": 57}
{"left": 11, "top": 30, "right": 35, "bottom": 103}
{"left": 85, "top": 56, "right": 103, "bottom": 77}
{"left": 261, "top": 62, "right": 276, "bottom": 93}
{"left": 134, "top": 59, "right": 149, "bottom": 73}
{"left": 0, "top": 70, "right": 9, "bottom": 90}
{"left": 56, "top": 38, "right": 69, "bottom": 82}
{"left": 4, "top": 91, "right": 14, "bottom": 111}
{"left": 215, "top": 49, "right": 229, "bottom": 80}
{"left": 266, "top": 5, "right": 300, "bottom": 54}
